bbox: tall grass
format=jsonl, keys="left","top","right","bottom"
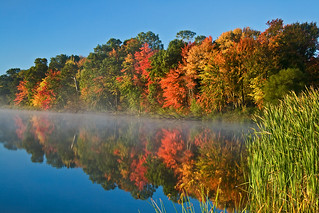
{"left": 247, "top": 88, "right": 319, "bottom": 212}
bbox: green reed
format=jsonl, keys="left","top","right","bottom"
{"left": 247, "top": 88, "right": 319, "bottom": 212}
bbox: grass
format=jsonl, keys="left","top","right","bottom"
{"left": 247, "top": 88, "right": 319, "bottom": 212}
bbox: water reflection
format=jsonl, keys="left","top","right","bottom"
{"left": 0, "top": 110, "right": 249, "bottom": 210}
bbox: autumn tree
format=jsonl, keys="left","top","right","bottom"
{"left": 7, "top": 19, "right": 319, "bottom": 112}
{"left": 14, "top": 80, "right": 29, "bottom": 106}
{"left": 160, "top": 43, "right": 194, "bottom": 112}
{"left": 183, "top": 36, "right": 214, "bottom": 113}
{"left": 32, "top": 70, "right": 61, "bottom": 110}
{"left": 255, "top": 20, "right": 319, "bottom": 105}
{"left": 118, "top": 43, "right": 155, "bottom": 111}
{"left": 212, "top": 28, "right": 260, "bottom": 110}
{"left": 15, "top": 58, "right": 49, "bottom": 105}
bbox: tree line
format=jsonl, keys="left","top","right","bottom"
{"left": 1, "top": 19, "right": 318, "bottom": 115}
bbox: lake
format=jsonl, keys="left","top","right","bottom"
{"left": 0, "top": 109, "right": 251, "bottom": 213}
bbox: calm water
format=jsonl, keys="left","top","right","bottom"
{"left": 0, "top": 109, "right": 251, "bottom": 213}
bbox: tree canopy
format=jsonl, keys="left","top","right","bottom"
{"left": 1, "top": 20, "right": 318, "bottom": 115}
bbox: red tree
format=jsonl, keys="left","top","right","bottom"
{"left": 160, "top": 44, "right": 194, "bottom": 111}
{"left": 14, "top": 80, "right": 29, "bottom": 105}
{"left": 133, "top": 43, "right": 155, "bottom": 108}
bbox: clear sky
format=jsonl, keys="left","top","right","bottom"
{"left": 0, "top": 0, "right": 318, "bottom": 74}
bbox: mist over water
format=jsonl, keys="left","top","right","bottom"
{"left": 0, "top": 109, "right": 253, "bottom": 212}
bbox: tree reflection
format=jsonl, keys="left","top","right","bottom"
{"left": 0, "top": 111, "right": 248, "bottom": 209}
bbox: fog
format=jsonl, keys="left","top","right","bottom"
{"left": 0, "top": 108, "right": 254, "bottom": 146}
{"left": 0, "top": 108, "right": 255, "bottom": 210}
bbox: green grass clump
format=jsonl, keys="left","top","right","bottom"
{"left": 247, "top": 88, "right": 319, "bottom": 212}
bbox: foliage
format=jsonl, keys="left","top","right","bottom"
{"left": 0, "top": 19, "right": 318, "bottom": 117}
{"left": 0, "top": 68, "right": 21, "bottom": 104}
{"left": 133, "top": 43, "right": 155, "bottom": 110}
{"left": 263, "top": 67, "right": 306, "bottom": 104}
{"left": 160, "top": 43, "right": 194, "bottom": 112}
{"left": 14, "top": 80, "right": 29, "bottom": 105}
{"left": 32, "top": 70, "right": 61, "bottom": 110}
{"left": 176, "top": 30, "right": 196, "bottom": 43}
{"left": 137, "top": 31, "right": 164, "bottom": 50}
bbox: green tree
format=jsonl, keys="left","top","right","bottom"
{"left": 136, "top": 31, "right": 163, "bottom": 50}
{"left": 279, "top": 22, "right": 319, "bottom": 71}
{"left": 122, "top": 38, "right": 142, "bottom": 55}
{"left": 24, "top": 58, "right": 48, "bottom": 85}
{"left": 0, "top": 68, "right": 22, "bottom": 104}
{"left": 195, "top": 35, "right": 207, "bottom": 44}
{"left": 176, "top": 30, "right": 196, "bottom": 42}
{"left": 79, "top": 38, "right": 123, "bottom": 110}
{"left": 49, "top": 54, "right": 69, "bottom": 71}
{"left": 107, "top": 38, "right": 122, "bottom": 49}
{"left": 166, "top": 39, "right": 186, "bottom": 69}
{"left": 150, "top": 39, "right": 186, "bottom": 81}
{"left": 57, "top": 62, "right": 79, "bottom": 107}
{"left": 264, "top": 68, "right": 306, "bottom": 104}
{"left": 117, "top": 54, "right": 140, "bottom": 110}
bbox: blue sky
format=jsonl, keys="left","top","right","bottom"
{"left": 0, "top": 0, "right": 318, "bottom": 74}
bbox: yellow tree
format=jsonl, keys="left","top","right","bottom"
{"left": 32, "top": 70, "right": 61, "bottom": 110}
{"left": 211, "top": 28, "right": 259, "bottom": 110}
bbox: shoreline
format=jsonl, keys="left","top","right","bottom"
{"left": 0, "top": 105, "right": 255, "bottom": 124}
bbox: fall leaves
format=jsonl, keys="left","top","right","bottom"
{"left": 9, "top": 20, "right": 319, "bottom": 113}
{"left": 32, "top": 71, "right": 61, "bottom": 110}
